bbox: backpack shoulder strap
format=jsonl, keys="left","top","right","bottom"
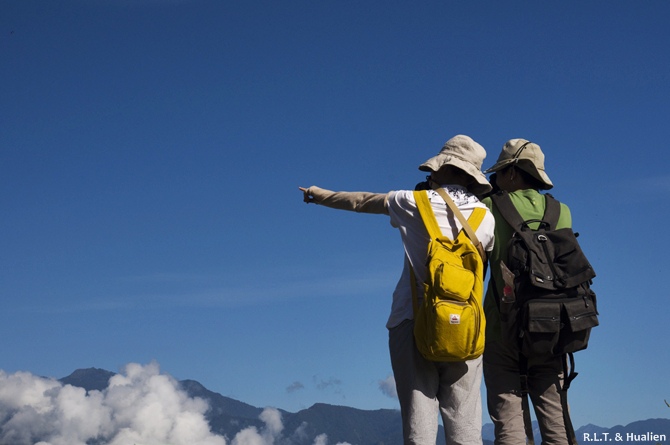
{"left": 413, "top": 190, "right": 443, "bottom": 239}
{"left": 460, "top": 207, "right": 487, "bottom": 261}
{"left": 490, "top": 191, "right": 525, "bottom": 230}
{"left": 433, "top": 188, "right": 486, "bottom": 260}
{"left": 465, "top": 207, "right": 486, "bottom": 232}
{"left": 457, "top": 207, "right": 485, "bottom": 241}
{"left": 433, "top": 188, "right": 481, "bottom": 244}
{"left": 410, "top": 190, "right": 437, "bottom": 318}
{"left": 542, "top": 193, "right": 561, "bottom": 230}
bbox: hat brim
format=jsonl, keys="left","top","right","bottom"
{"left": 419, "top": 154, "right": 492, "bottom": 195}
{"left": 484, "top": 159, "right": 553, "bottom": 190}
{"left": 483, "top": 159, "right": 514, "bottom": 174}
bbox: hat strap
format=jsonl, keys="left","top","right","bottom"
{"left": 511, "top": 141, "right": 533, "bottom": 163}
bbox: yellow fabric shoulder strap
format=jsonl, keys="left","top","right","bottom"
{"left": 462, "top": 207, "right": 486, "bottom": 235}
{"left": 413, "top": 190, "right": 442, "bottom": 239}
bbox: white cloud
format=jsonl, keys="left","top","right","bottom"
{"left": 0, "top": 362, "right": 224, "bottom": 445}
{"left": 313, "top": 433, "right": 329, "bottom": 445}
{"left": 259, "top": 408, "right": 284, "bottom": 438}
{"left": 311, "top": 433, "right": 352, "bottom": 445}
{"left": 0, "top": 363, "right": 354, "bottom": 445}
{"left": 231, "top": 407, "right": 283, "bottom": 445}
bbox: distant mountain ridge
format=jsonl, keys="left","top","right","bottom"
{"left": 59, "top": 368, "right": 669, "bottom": 445}
{"left": 59, "top": 368, "right": 403, "bottom": 445}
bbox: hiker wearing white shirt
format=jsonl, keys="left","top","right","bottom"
{"left": 300, "top": 135, "right": 495, "bottom": 445}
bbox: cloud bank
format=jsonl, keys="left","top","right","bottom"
{"left": 0, "top": 362, "right": 349, "bottom": 445}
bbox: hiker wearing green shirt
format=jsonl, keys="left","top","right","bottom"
{"left": 482, "top": 139, "right": 573, "bottom": 445}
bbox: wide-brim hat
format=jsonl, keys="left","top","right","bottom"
{"left": 484, "top": 138, "right": 553, "bottom": 190}
{"left": 419, "top": 134, "right": 492, "bottom": 195}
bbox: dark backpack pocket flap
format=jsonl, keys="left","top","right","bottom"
{"left": 561, "top": 267, "right": 597, "bottom": 289}
{"left": 527, "top": 300, "right": 561, "bottom": 333}
{"left": 563, "top": 296, "right": 599, "bottom": 332}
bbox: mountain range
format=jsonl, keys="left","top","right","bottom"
{"left": 60, "top": 368, "right": 669, "bottom": 445}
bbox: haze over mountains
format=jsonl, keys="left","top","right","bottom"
{"left": 0, "top": 365, "right": 667, "bottom": 445}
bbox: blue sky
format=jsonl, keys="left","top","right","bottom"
{"left": 1, "top": 0, "right": 669, "bottom": 433}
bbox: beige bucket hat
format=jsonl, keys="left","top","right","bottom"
{"left": 419, "top": 134, "right": 492, "bottom": 195}
{"left": 484, "top": 138, "right": 553, "bottom": 190}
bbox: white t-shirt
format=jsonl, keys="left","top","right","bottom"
{"left": 385, "top": 185, "right": 495, "bottom": 329}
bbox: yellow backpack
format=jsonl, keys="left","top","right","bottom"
{"left": 411, "top": 189, "right": 486, "bottom": 362}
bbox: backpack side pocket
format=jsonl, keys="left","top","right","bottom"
{"left": 558, "top": 291, "right": 599, "bottom": 353}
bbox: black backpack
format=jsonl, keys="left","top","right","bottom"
{"left": 491, "top": 191, "right": 599, "bottom": 445}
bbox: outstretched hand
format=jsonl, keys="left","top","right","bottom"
{"left": 298, "top": 187, "right": 315, "bottom": 204}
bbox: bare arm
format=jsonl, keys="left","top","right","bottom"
{"left": 299, "top": 186, "right": 390, "bottom": 215}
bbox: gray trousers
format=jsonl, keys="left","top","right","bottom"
{"left": 389, "top": 320, "right": 483, "bottom": 445}
{"left": 483, "top": 340, "right": 568, "bottom": 445}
